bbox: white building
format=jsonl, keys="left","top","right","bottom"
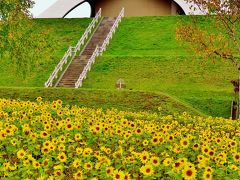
{"left": 38, "top": 0, "right": 203, "bottom": 18}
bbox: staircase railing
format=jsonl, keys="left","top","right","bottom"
{"left": 100, "top": 8, "right": 125, "bottom": 54}
{"left": 75, "top": 46, "right": 100, "bottom": 88}
{"left": 44, "top": 9, "right": 102, "bottom": 88}
{"left": 75, "top": 8, "right": 125, "bottom": 88}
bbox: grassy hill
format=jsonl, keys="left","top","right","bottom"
{"left": 0, "top": 18, "right": 91, "bottom": 87}
{"left": 83, "top": 16, "right": 237, "bottom": 118}
{"left": 0, "top": 16, "right": 237, "bottom": 118}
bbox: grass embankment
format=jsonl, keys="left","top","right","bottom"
{"left": 0, "top": 17, "right": 236, "bottom": 117}
{"left": 0, "top": 18, "right": 91, "bottom": 87}
{"left": 83, "top": 16, "right": 237, "bottom": 118}
{"left": 0, "top": 88, "right": 204, "bottom": 116}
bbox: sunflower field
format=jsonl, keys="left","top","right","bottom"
{"left": 0, "top": 98, "right": 240, "bottom": 179}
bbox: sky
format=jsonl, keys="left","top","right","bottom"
{"left": 30, "top": 0, "right": 91, "bottom": 18}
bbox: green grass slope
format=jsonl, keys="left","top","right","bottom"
{"left": 0, "top": 16, "right": 236, "bottom": 117}
{"left": 0, "top": 18, "right": 91, "bottom": 87}
{"left": 0, "top": 87, "right": 204, "bottom": 116}
{"left": 83, "top": 16, "right": 237, "bottom": 118}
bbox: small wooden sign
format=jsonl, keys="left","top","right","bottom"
{"left": 116, "top": 79, "right": 126, "bottom": 89}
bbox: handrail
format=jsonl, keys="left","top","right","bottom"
{"left": 75, "top": 8, "right": 125, "bottom": 88}
{"left": 75, "top": 46, "right": 100, "bottom": 88}
{"left": 100, "top": 8, "right": 124, "bottom": 54}
{"left": 44, "top": 8, "right": 102, "bottom": 88}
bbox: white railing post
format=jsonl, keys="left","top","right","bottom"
{"left": 44, "top": 9, "right": 102, "bottom": 88}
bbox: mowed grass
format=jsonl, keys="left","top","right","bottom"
{"left": 0, "top": 87, "right": 204, "bottom": 116}
{"left": 83, "top": 16, "right": 238, "bottom": 118}
{"left": 0, "top": 16, "right": 237, "bottom": 117}
{"left": 0, "top": 18, "right": 91, "bottom": 87}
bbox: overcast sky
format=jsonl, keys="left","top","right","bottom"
{"left": 30, "top": 0, "right": 90, "bottom": 17}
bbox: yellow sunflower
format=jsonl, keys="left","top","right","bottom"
{"left": 72, "top": 159, "right": 81, "bottom": 168}
{"left": 163, "top": 158, "right": 173, "bottom": 166}
{"left": 140, "top": 164, "right": 154, "bottom": 176}
{"left": 106, "top": 167, "right": 114, "bottom": 177}
{"left": 150, "top": 156, "right": 160, "bottom": 167}
{"left": 84, "top": 162, "right": 93, "bottom": 170}
{"left": 139, "top": 151, "right": 150, "bottom": 164}
{"left": 17, "top": 149, "right": 26, "bottom": 159}
{"left": 180, "top": 138, "right": 190, "bottom": 148}
{"left": 57, "top": 152, "right": 67, "bottom": 162}
{"left": 182, "top": 166, "right": 197, "bottom": 180}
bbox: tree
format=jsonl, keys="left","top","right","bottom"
{"left": 176, "top": 0, "right": 240, "bottom": 119}
{"left": 176, "top": 0, "right": 240, "bottom": 65}
{"left": 0, "top": 0, "right": 54, "bottom": 78}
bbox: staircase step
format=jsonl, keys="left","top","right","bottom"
{"left": 57, "top": 17, "right": 117, "bottom": 88}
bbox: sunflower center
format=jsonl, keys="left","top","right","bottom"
{"left": 186, "top": 170, "right": 193, "bottom": 176}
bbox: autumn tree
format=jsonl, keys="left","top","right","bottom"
{"left": 176, "top": 0, "right": 240, "bottom": 118}
{"left": 0, "top": 0, "right": 54, "bottom": 78}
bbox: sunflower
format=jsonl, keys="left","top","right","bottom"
{"left": 116, "top": 127, "right": 122, "bottom": 136}
{"left": 57, "top": 99, "right": 63, "bottom": 106}
{"left": 0, "top": 130, "right": 7, "bottom": 140}
{"left": 58, "top": 135, "right": 66, "bottom": 143}
{"left": 57, "top": 110, "right": 63, "bottom": 117}
{"left": 202, "top": 146, "right": 210, "bottom": 155}
{"left": 11, "top": 138, "right": 17, "bottom": 146}
{"left": 43, "top": 140, "right": 51, "bottom": 147}
{"left": 142, "top": 140, "right": 149, "bottom": 146}
{"left": 182, "top": 166, "right": 197, "bottom": 180}
{"left": 72, "top": 159, "right": 81, "bottom": 168}
{"left": 203, "top": 171, "right": 212, "bottom": 180}
{"left": 135, "top": 128, "right": 142, "bottom": 135}
{"left": 40, "top": 131, "right": 49, "bottom": 139}
{"left": 76, "top": 147, "right": 83, "bottom": 155}
{"left": 172, "top": 160, "right": 183, "bottom": 173}
{"left": 74, "top": 170, "right": 83, "bottom": 179}
{"left": 32, "top": 160, "right": 41, "bottom": 169}
{"left": 150, "top": 156, "right": 160, "bottom": 167}
{"left": 229, "top": 164, "right": 238, "bottom": 171}
{"left": 140, "top": 164, "right": 154, "bottom": 176}
{"left": 106, "top": 167, "right": 114, "bottom": 177}
{"left": 42, "top": 159, "right": 49, "bottom": 167}
{"left": 58, "top": 143, "right": 65, "bottom": 151}
{"left": 113, "top": 170, "right": 124, "bottom": 180}
{"left": 205, "top": 166, "right": 213, "bottom": 173}
{"left": 3, "top": 162, "right": 10, "bottom": 170}
{"left": 65, "top": 122, "right": 73, "bottom": 131}
{"left": 123, "top": 173, "right": 131, "bottom": 180}
{"left": 75, "top": 133, "right": 82, "bottom": 141}
{"left": 57, "top": 152, "right": 67, "bottom": 163}
{"left": 54, "top": 170, "right": 63, "bottom": 178}
{"left": 17, "top": 149, "right": 26, "bottom": 159}
{"left": 168, "top": 134, "right": 175, "bottom": 141}
{"left": 163, "top": 158, "right": 173, "bottom": 166}
{"left": 151, "top": 136, "right": 160, "bottom": 145}
{"left": 104, "top": 148, "right": 111, "bottom": 154}
{"left": 140, "top": 151, "right": 150, "bottom": 164}
{"left": 192, "top": 143, "right": 200, "bottom": 151}
{"left": 233, "top": 152, "right": 240, "bottom": 162}
{"left": 180, "top": 138, "right": 190, "bottom": 148}
{"left": 84, "top": 162, "right": 93, "bottom": 170}
{"left": 229, "top": 140, "right": 237, "bottom": 148}
{"left": 82, "top": 148, "right": 93, "bottom": 157}
{"left": 36, "top": 97, "right": 42, "bottom": 102}
{"left": 41, "top": 146, "right": 50, "bottom": 154}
